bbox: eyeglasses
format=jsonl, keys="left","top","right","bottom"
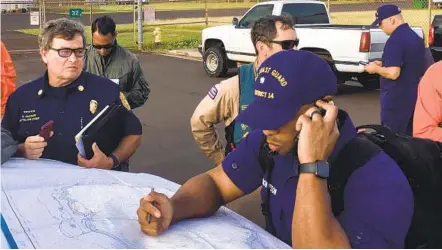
{"left": 50, "top": 48, "right": 86, "bottom": 58}
{"left": 92, "top": 40, "right": 115, "bottom": 50}
{"left": 270, "top": 39, "right": 300, "bottom": 50}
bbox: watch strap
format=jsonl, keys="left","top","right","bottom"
{"left": 299, "top": 161, "right": 329, "bottom": 179}
{"left": 299, "top": 162, "right": 317, "bottom": 174}
{"left": 109, "top": 154, "right": 120, "bottom": 169}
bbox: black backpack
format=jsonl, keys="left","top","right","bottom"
{"left": 259, "top": 124, "right": 442, "bottom": 248}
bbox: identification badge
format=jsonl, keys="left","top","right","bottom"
{"left": 110, "top": 79, "right": 120, "bottom": 85}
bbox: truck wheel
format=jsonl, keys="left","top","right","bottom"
{"left": 203, "top": 47, "right": 228, "bottom": 77}
{"left": 358, "top": 75, "right": 380, "bottom": 90}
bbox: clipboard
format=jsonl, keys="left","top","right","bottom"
{"left": 75, "top": 104, "right": 123, "bottom": 159}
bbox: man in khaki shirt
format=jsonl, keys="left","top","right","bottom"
{"left": 191, "top": 15, "right": 298, "bottom": 167}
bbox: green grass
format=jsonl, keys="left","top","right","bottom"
{"left": 18, "top": 23, "right": 205, "bottom": 51}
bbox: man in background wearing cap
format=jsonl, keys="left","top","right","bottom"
{"left": 137, "top": 50, "right": 413, "bottom": 248}
{"left": 190, "top": 15, "right": 298, "bottom": 167}
{"left": 365, "top": 4, "right": 426, "bottom": 135}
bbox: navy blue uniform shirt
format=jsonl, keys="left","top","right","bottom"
{"left": 2, "top": 71, "right": 142, "bottom": 166}
{"left": 222, "top": 113, "right": 413, "bottom": 248}
{"left": 381, "top": 23, "right": 426, "bottom": 134}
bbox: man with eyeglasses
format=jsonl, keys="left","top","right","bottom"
{"left": 191, "top": 15, "right": 298, "bottom": 168}
{"left": 84, "top": 16, "right": 150, "bottom": 109}
{"left": 1, "top": 18, "right": 142, "bottom": 171}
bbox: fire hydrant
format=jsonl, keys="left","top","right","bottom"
{"left": 153, "top": 27, "right": 162, "bottom": 47}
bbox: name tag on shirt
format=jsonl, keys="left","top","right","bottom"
{"left": 110, "top": 79, "right": 119, "bottom": 85}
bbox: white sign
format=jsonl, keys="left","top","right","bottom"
{"left": 144, "top": 6, "right": 156, "bottom": 22}
{"left": 30, "top": 11, "right": 39, "bottom": 26}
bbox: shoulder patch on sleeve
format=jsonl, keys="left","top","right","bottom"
{"left": 120, "top": 92, "right": 131, "bottom": 110}
{"left": 208, "top": 86, "right": 218, "bottom": 100}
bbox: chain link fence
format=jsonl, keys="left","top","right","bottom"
{"left": 3, "top": 0, "right": 439, "bottom": 50}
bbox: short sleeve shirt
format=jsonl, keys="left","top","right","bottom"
{"left": 222, "top": 114, "right": 413, "bottom": 248}
{"left": 380, "top": 23, "right": 426, "bottom": 133}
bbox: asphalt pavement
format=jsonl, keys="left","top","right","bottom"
{"left": 1, "top": 0, "right": 410, "bottom": 31}
{"left": 10, "top": 52, "right": 381, "bottom": 228}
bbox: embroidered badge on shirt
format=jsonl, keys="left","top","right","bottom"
{"left": 120, "top": 92, "right": 131, "bottom": 110}
{"left": 90, "top": 100, "right": 98, "bottom": 114}
{"left": 208, "top": 86, "right": 218, "bottom": 100}
{"left": 260, "top": 77, "right": 265, "bottom": 84}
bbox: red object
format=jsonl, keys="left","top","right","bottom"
{"left": 359, "top": 32, "right": 371, "bottom": 53}
{"left": 1, "top": 41, "right": 17, "bottom": 117}
{"left": 429, "top": 24, "right": 435, "bottom": 47}
{"left": 39, "top": 120, "right": 54, "bottom": 141}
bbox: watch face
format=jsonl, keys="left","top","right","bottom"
{"left": 315, "top": 161, "right": 330, "bottom": 179}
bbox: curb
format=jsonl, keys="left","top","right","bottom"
{"left": 167, "top": 50, "right": 202, "bottom": 60}
{"left": 9, "top": 49, "right": 39, "bottom": 55}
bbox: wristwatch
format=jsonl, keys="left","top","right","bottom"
{"left": 109, "top": 154, "right": 120, "bottom": 170}
{"left": 299, "top": 161, "right": 330, "bottom": 179}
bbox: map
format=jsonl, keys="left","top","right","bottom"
{"left": 1, "top": 158, "right": 290, "bottom": 249}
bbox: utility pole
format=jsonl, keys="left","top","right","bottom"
{"left": 133, "top": 0, "right": 136, "bottom": 43}
{"left": 428, "top": 0, "right": 432, "bottom": 47}
{"left": 43, "top": 0, "right": 46, "bottom": 25}
{"left": 205, "top": 0, "right": 208, "bottom": 27}
{"left": 138, "top": 0, "right": 143, "bottom": 51}
{"left": 39, "top": 0, "right": 43, "bottom": 29}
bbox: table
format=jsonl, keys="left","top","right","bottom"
{"left": 1, "top": 158, "right": 290, "bottom": 249}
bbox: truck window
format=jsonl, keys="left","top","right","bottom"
{"left": 281, "top": 3, "right": 329, "bottom": 24}
{"left": 238, "top": 4, "right": 274, "bottom": 28}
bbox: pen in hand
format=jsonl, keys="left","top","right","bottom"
{"left": 147, "top": 187, "right": 156, "bottom": 224}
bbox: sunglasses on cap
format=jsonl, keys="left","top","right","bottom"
{"left": 270, "top": 39, "right": 299, "bottom": 50}
{"left": 92, "top": 40, "right": 116, "bottom": 50}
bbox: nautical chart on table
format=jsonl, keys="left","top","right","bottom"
{"left": 1, "top": 158, "right": 290, "bottom": 249}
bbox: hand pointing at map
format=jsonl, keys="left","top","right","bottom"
{"left": 137, "top": 190, "right": 174, "bottom": 236}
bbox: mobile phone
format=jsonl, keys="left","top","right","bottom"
{"left": 39, "top": 120, "right": 54, "bottom": 141}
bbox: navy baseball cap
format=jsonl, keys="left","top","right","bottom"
{"left": 235, "top": 49, "right": 337, "bottom": 130}
{"left": 372, "top": 4, "right": 401, "bottom": 27}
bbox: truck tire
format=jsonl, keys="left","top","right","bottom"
{"left": 203, "top": 47, "right": 228, "bottom": 77}
{"left": 358, "top": 75, "right": 380, "bottom": 90}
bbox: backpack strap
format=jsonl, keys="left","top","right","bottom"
{"left": 224, "top": 121, "right": 236, "bottom": 156}
{"left": 328, "top": 135, "right": 382, "bottom": 216}
{"left": 258, "top": 137, "right": 278, "bottom": 236}
{"left": 224, "top": 64, "right": 255, "bottom": 155}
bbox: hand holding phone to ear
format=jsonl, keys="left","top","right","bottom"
{"left": 296, "top": 100, "right": 340, "bottom": 164}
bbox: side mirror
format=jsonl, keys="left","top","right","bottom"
{"left": 232, "top": 17, "right": 239, "bottom": 26}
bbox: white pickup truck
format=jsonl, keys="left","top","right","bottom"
{"left": 199, "top": 0, "right": 424, "bottom": 89}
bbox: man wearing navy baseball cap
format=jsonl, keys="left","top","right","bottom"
{"left": 365, "top": 4, "right": 426, "bottom": 135}
{"left": 371, "top": 4, "right": 402, "bottom": 27}
{"left": 136, "top": 50, "right": 413, "bottom": 249}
